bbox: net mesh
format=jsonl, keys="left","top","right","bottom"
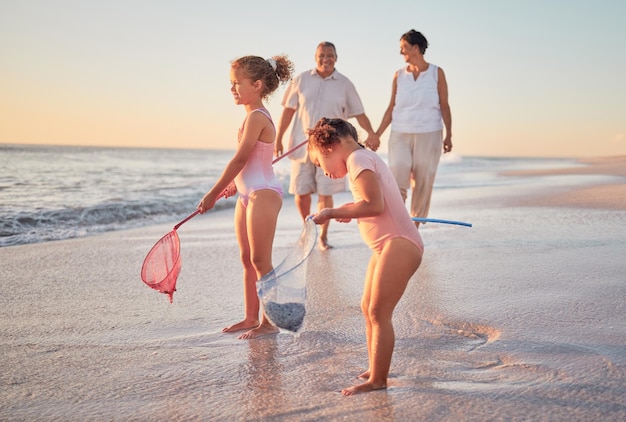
{"left": 257, "top": 218, "right": 318, "bottom": 332}
{"left": 140, "top": 229, "right": 182, "bottom": 303}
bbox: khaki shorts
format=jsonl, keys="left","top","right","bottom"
{"left": 289, "top": 157, "right": 346, "bottom": 196}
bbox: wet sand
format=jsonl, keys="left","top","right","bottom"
{"left": 1, "top": 156, "right": 625, "bottom": 421}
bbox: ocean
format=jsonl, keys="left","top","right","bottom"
{"left": 0, "top": 143, "right": 582, "bottom": 247}
{"left": 0, "top": 144, "right": 287, "bottom": 247}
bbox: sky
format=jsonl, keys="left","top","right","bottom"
{"left": 1, "top": 0, "right": 625, "bottom": 158}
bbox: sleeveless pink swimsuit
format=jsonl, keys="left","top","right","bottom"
{"left": 234, "top": 108, "right": 283, "bottom": 206}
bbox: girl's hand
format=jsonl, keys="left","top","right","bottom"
{"left": 311, "top": 208, "right": 331, "bottom": 225}
{"left": 312, "top": 208, "right": 352, "bottom": 225}
{"left": 197, "top": 192, "right": 217, "bottom": 214}
{"left": 221, "top": 181, "right": 237, "bottom": 199}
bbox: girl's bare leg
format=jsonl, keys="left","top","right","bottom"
{"left": 238, "top": 190, "right": 282, "bottom": 340}
{"left": 223, "top": 199, "right": 260, "bottom": 332}
{"left": 357, "top": 253, "right": 378, "bottom": 380}
{"left": 342, "top": 238, "right": 422, "bottom": 396}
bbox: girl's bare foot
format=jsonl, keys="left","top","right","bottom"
{"left": 357, "top": 370, "right": 370, "bottom": 379}
{"left": 341, "top": 380, "right": 387, "bottom": 396}
{"left": 238, "top": 323, "right": 279, "bottom": 340}
{"left": 222, "top": 319, "right": 259, "bottom": 333}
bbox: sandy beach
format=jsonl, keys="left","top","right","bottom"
{"left": 1, "top": 156, "right": 625, "bottom": 421}
{"left": 502, "top": 155, "right": 626, "bottom": 210}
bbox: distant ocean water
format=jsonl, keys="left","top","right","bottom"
{"left": 0, "top": 143, "right": 579, "bottom": 247}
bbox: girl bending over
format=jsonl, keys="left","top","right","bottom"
{"left": 309, "top": 118, "right": 423, "bottom": 394}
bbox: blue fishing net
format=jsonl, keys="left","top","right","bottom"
{"left": 257, "top": 217, "right": 317, "bottom": 332}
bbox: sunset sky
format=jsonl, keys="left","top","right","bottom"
{"left": 1, "top": 0, "right": 625, "bottom": 157}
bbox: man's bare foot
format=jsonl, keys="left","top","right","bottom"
{"left": 222, "top": 319, "right": 259, "bottom": 333}
{"left": 237, "top": 323, "right": 280, "bottom": 340}
{"left": 341, "top": 380, "right": 387, "bottom": 396}
{"left": 318, "top": 237, "right": 333, "bottom": 251}
{"left": 357, "top": 370, "right": 370, "bottom": 379}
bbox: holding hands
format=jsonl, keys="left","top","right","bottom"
{"left": 364, "top": 132, "right": 381, "bottom": 152}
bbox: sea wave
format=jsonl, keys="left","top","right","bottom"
{"left": 0, "top": 194, "right": 238, "bottom": 247}
{"left": 0, "top": 144, "right": 298, "bottom": 247}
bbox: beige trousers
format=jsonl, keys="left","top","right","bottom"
{"left": 388, "top": 130, "right": 443, "bottom": 218}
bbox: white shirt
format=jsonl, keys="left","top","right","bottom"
{"left": 282, "top": 69, "right": 365, "bottom": 160}
{"left": 391, "top": 64, "right": 443, "bottom": 134}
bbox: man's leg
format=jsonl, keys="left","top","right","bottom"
{"left": 317, "top": 194, "right": 333, "bottom": 250}
{"left": 295, "top": 193, "right": 312, "bottom": 221}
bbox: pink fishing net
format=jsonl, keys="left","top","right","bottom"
{"left": 140, "top": 229, "right": 182, "bottom": 303}
{"left": 139, "top": 142, "right": 310, "bottom": 304}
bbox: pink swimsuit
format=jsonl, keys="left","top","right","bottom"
{"left": 347, "top": 148, "right": 424, "bottom": 253}
{"left": 234, "top": 108, "right": 283, "bottom": 206}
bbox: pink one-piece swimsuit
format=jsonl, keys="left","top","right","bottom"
{"left": 347, "top": 148, "right": 424, "bottom": 253}
{"left": 234, "top": 108, "right": 283, "bottom": 206}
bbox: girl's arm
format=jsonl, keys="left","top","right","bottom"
{"left": 314, "top": 169, "right": 383, "bottom": 224}
{"left": 198, "top": 112, "right": 269, "bottom": 212}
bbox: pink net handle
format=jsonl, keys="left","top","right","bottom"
{"left": 276, "top": 139, "right": 307, "bottom": 163}
{"left": 173, "top": 190, "right": 227, "bottom": 230}
{"left": 174, "top": 210, "right": 200, "bottom": 230}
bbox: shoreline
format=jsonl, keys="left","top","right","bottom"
{"left": 501, "top": 155, "right": 626, "bottom": 210}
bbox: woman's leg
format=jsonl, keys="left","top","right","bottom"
{"left": 410, "top": 131, "right": 443, "bottom": 220}
{"left": 388, "top": 131, "right": 413, "bottom": 202}
{"left": 238, "top": 190, "right": 282, "bottom": 340}
{"left": 342, "top": 238, "right": 422, "bottom": 395}
{"left": 223, "top": 199, "right": 260, "bottom": 333}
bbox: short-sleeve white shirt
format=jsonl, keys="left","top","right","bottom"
{"left": 281, "top": 69, "right": 365, "bottom": 158}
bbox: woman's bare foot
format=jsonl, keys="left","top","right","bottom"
{"left": 357, "top": 370, "right": 370, "bottom": 379}
{"left": 222, "top": 319, "right": 259, "bottom": 333}
{"left": 237, "top": 323, "right": 280, "bottom": 340}
{"left": 341, "top": 380, "right": 387, "bottom": 396}
{"left": 318, "top": 237, "right": 333, "bottom": 251}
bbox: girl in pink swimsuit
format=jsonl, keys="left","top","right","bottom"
{"left": 308, "top": 117, "right": 424, "bottom": 395}
{"left": 198, "top": 54, "right": 294, "bottom": 340}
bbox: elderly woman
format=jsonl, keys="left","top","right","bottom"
{"left": 375, "top": 29, "right": 453, "bottom": 225}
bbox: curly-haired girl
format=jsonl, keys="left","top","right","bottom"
{"left": 309, "top": 117, "right": 424, "bottom": 394}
